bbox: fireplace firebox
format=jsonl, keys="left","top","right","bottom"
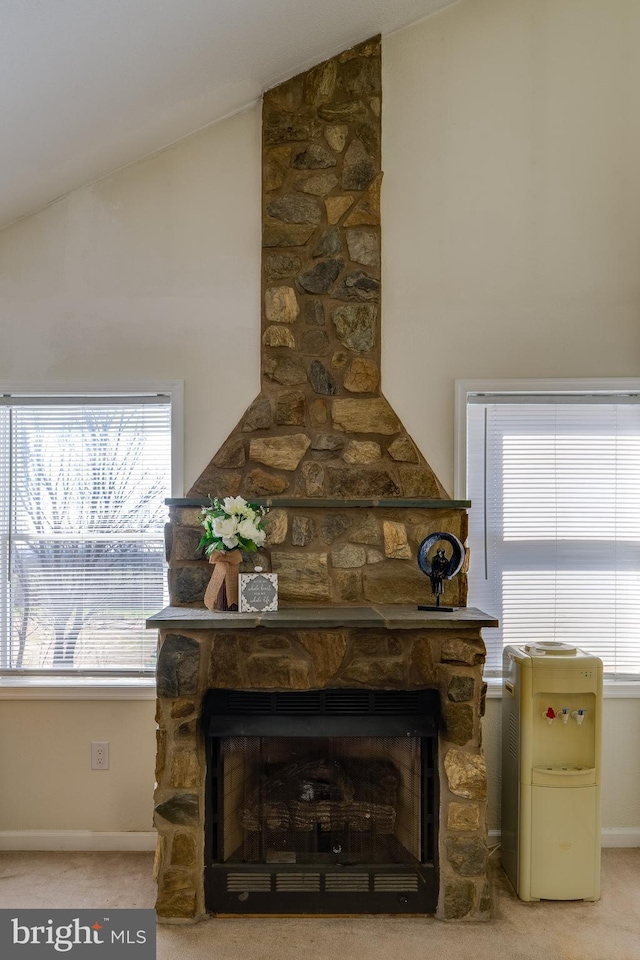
{"left": 203, "top": 689, "right": 439, "bottom": 914}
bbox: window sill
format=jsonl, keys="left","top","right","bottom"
{"left": 484, "top": 678, "right": 640, "bottom": 699}
{"left": 0, "top": 677, "right": 156, "bottom": 700}
{"left": 3, "top": 676, "right": 638, "bottom": 702}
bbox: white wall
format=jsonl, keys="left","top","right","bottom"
{"left": 0, "top": 103, "right": 262, "bottom": 490}
{"left": 383, "top": 0, "right": 640, "bottom": 496}
{"left": 0, "top": 701, "right": 155, "bottom": 832}
{"left": 1, "top": 0, "right": 640, "bottom": 840}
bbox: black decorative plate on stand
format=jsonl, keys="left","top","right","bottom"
{"left": 416, "top": 532, "right": 465, "bottom": 612}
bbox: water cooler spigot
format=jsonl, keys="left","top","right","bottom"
{"left": 560, "top": 708, "right": 570, "bottom": 724}
{"left": 571, "top": 709, "right": 586, "bottom": 725}
{"left": 543, "top": 707, "right": 556, "bottom": 725}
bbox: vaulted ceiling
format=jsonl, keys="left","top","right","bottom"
{"left": 0, "top": 0, "right": 461, "bottom": 229}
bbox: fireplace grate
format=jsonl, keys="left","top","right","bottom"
{"left": 226, "top": 873, "right": 271, "bottom": 892}
{"left": 275, "top": 874, "right": 321, "bottom": 892}
{"left": 224, "top": 871, "right": 422, "bottom": 895}
{"left": 209, "top": 863, "right": 432, "bottom": 914}
{"left": 213, "top": 688, "right": 431, "bottom": 717}
{"left": 374, "top": 874, "right": 419, "bottom": 892}
{"left": 324, "top": 874, "right": 369, "bottom": 892}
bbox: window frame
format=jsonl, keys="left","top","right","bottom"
{"left": 455, "top": 377, "right": 640, "bottom": 696}
{"left": 0, "top": 380, "right": 183, "bottom": 698}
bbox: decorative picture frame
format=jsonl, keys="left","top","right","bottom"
{"left": 238, "top": 572, "right": 279, "bottom": 612}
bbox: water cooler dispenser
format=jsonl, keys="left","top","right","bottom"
{"left": 501, "top": 641, "right": 603, "bottom": 901}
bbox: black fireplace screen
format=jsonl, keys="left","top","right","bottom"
{"left": 222, "top": 736, "right": 421, "bottom": 865}
{"left": 204, "top": 689, "right": 439, "bottom": 915}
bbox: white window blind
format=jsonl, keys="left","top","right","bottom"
{"left": 0, "top": 397, "right": 171, "bottom": 675}
{"left": 466, "top": 397, "right": 640, "bottom": 678}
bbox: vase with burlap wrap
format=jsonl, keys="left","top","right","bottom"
{"left": 204, "top": 549, "right": 243, "bottom": 612}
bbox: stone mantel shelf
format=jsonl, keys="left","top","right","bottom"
{"left": 147, "top": 604, "right": 498, "bottom": 631}
{"left": 166, "top": 498, "right": 472, "bottom": 509}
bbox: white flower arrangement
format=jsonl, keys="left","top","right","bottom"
{"left": 198, "top": 496, "right": 267, "bottom": 555}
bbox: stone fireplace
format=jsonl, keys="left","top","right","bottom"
{"left": 151, "top": 610, "right": 495, "bottom": 921}
{"left": 149, "top": 36, "right": 497, "bottom": 923}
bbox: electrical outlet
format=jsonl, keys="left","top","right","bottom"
{"left": 91, "top": 741, "right": 110, "bottom": 770}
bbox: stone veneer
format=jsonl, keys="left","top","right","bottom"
{"left": 166, "top": 501, "right": 469, "bottom": 609}
{"left": 151, "top": 607, "right": 495, "bottom": 923}
{"left": 187, "top": 35, "right": 447, "bottom": 507}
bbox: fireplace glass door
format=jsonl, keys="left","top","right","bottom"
{"left": 204, "top": 689, "right": 439, "bottom": 915}
{"left": 222, "top": 736, "right": 421, "bottom": 866}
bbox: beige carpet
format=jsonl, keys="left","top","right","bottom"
{"left": 0, "top": 849, "right": 638, "bottom": 960}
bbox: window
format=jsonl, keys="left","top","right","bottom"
{"left": 0, "top": 389, "right": 176, "bottom": 677}
{"left": 458, "top": 381, "right": 640, "bottom": 680}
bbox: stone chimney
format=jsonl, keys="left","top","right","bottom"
{"left": 168, "top": 36, "right": 469, "bottom": 608}
{"left": 188, "top": 36, "right": 446, "bottom": 504}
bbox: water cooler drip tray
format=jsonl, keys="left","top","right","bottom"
{"left": 532, "top": 764, "right": 596, "bottom": 787}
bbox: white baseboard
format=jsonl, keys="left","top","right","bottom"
{"left": 0, "top": 831, "right": 157, "bottom": 851}
{"left": 487, "top": 827, "right": 640, "bottom": 848}
{"left": 600, "top": 828, "right": 640, "bottom": 848}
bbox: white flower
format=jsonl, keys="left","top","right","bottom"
{"left": 237, "top": 518, "right": 266, "bottom": 546}
{"left": 222, "top": 496, "right": 250, "bottom": 516}
{"left": 212, "top": 516, "right": 238, "bottom": 539}
{"left": 200, "top": 496, "right": 267, "bottom": 553}
{"left": 237, "top": 518, "right": 259, "bottom": 541}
